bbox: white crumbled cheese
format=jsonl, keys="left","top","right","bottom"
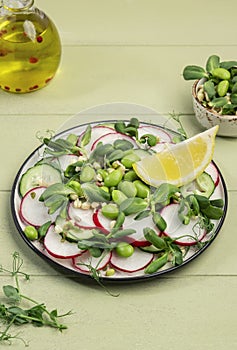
{"left": 96, "top": 174, "right": 103, "bottom": 182}
{"left": 91, "top": 202, "right": 99, "bottom": 209}
{"left": 73, "top": 199, "right": 82, "bottom": 209}
{"left": 81, "top": 201, "right": 91, "bottom": 210}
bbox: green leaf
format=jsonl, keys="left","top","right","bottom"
{"left": 44, "top": 194, "right": 68, "bottom": 214}
{"left": 206, "top": 55, "right": 220, "bottom": 73}
{"left": 39, "top": 183, "right": 74, "bottom": 201}
{"left": 3, "top": 285, "right": 21, "bottom": 303}
{"left": 119, "top": 197, "right": 148, "bottom": 216}
{"left": 203, "top": 80, "right": 216, "bottom": 99}
{"left": 81, "top": 183, "right": 110, "bottom": 203}
{"left": 183, "top": 65, "right": 208, "bottom": 80}
{"left": 209, "top": 97, "right": 228, "bottom": 108}
{"left": 220, "top": 61, "right": 237, "bottom": 70}
{"left": 151, "top": 183, "right": 180, "bottom": 205}
{"left": 80, "top": 125, "right": 92, "bottom": 147}
{"left": 230, "top": 93, "right": 237, "bottom": 104}
{"left": 112, "top": 228, "right": 136, "bottom": 239}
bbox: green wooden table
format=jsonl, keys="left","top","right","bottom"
{"left": 0, "top": 0, "right": 236, "bottom": 348}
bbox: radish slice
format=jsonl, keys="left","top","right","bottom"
{"left": 91, "top": 132, "right": 138, "bottom": 151}
{"left": 92, "top": 209, "right": 111, "bottom": 234}
{"left": 205, "top": 162, "right": 219, "bottom": 186}
{"left": 110, "top": 248, "right": 154, "bottom": 273}
{"left": 44, "top": 225, "right": 83, "bottom": 259}
{"left": 123, "top": 214, "right": 160, "bottom": 247}
{"left": 77, "top": 125, "right": 116, "bottom": 151}
{"left": 72, "top": 250, "right": 112, "bottom": 273}
{"left": 161, "top": 203, "right": 206, "bottom": 246}
{"left": 138, "top": 125, "right": 172, "bottom": 143}
{"left": 57, "top": 154, "right": 79, "bottom": 171}
{"left": 68, "top": 204, "right": 97, "bottom": 229}
{"left": 20, "top": 187, "right": 54, "bottom": 227}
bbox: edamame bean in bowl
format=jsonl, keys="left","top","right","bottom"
{"left": 11, "top": 118, "right": 228, "bottom": 281}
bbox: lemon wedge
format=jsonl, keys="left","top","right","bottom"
{"left": 133, "top": 126, "right": 219, "bottom": 187}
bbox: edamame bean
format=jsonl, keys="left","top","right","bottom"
{"left": 80, "top": 165, "right": 96, "bottom": 183}
{"left": 115, "top": 242, "right": 134, "bottom": 257}
{"left": 112, "top": 190, "right": 128, "bottom": 205}
{"left": 212, "top": 67, "right": 231, "bottom": 80}
{"left": 121, "top": 152, "right": 140, "bottom": 168}
{"left": 24, "top": 225, "right": 38, "bottom": 240}
{"left": 97, "top": 169, "right": 108, "bottom": 180}
{"left": 106, "top": 268, "right": 115, "bottom": 276}
{"left": 133, "top": 180, "right": 150, "bottom": 198}
{"left": 67, "top": 180, "right": 83, "bottom": 196}
{"left": 101, "top": 203, "right": 119, "bottom": 219}
{"left": 217, "top": 80, "right": 229, "bottom": 97}
{"left": 104, "top": 168, "right": 123, "bottom": 187}
{"left": 144, "top": 252, "right": 168, "bottom": 274}
{"left": 118, "top": 181, "right": 137, "bottom": 197}
{"left": 124, "top": 170, "right": 139, "bottom": 181}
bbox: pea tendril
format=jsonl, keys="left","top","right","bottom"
{"left": 0, "top": 252, "right": 73, "bottom": 346}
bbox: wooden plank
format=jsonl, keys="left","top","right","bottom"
{"left": 1, "top": 46, "right": 237, "bottom": 116}
{"left": 0, "top": 274, "right": 236, "bottom": 349}
{"left": 38, "top": 0, "right": 237, "bottom": 46}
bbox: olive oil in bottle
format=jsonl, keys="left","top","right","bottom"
{"left": 0, "top": 0, "right": 61, "bottom": 93}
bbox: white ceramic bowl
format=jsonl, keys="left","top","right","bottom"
{"left": 192, "top": 79, "right": 237, "bottom": 137}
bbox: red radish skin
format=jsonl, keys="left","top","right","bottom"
{"left": 20, "top": 186, "right": 53, "bottom": 227}
{"left": 92, "top": 209, "right": 110, "bottom": 234}
{"left": 161, "top": 203, "right": 206, "bottom": 246}
{"left": 91, "top": 132, "right": 137, "bottom": 151}
{"left": 205, "top": 162, "right": 220, "bottom": 187}
{"left": 110, "top": 248, "right": 154, "bottom": 273}
{"left": 44, "top": 225, "right": 84, "bottom": 259}
{"left": 72, "top": 251, "right": 112, "bottom": 273}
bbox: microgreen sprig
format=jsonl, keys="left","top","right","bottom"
{"left": 0, "top": 252, "right": 73, "bottom": 346}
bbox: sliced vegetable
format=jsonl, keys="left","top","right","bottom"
{"left": 19, "top": 164, "right": 62, "bottom": 197}
{"left": 44, "top": 225, "right": 84, "bottom": 259}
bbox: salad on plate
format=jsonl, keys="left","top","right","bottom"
{"left": 12, "top": 118, "right": 227, "bottom": 281}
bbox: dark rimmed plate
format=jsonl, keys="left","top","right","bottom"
{"left": 11, "top": 120, "right": 228, "bottom": 282}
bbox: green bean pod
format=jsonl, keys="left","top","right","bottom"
{"left": 201, "top": 205, "right": 224, "bottom": 220}
{"left": 210, "top": 198, "right": 224, "bottom": 208}
{"left": 152, "top": 212, "right": 167, "bottom": 231}
{"left": 144, "top": 252, "right": 168, "bottom": 274}
{"left": 143, "top": 227, "right": 167, "bottom": 250}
